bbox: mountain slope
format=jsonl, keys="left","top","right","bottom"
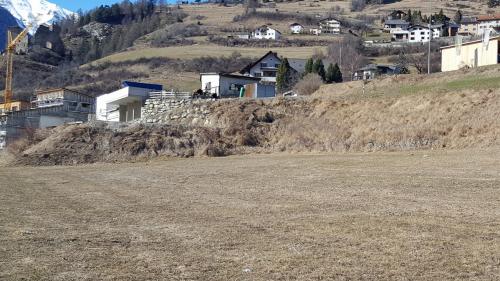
{"left": 0, "top": 0, "right": 73, "bottom": 33}
{"left": 0, "top": 6, "right": 20, "bottom": 50}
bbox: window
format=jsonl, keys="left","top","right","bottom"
{"left": 254, "top": 72, "right": 262, "bottom": 77}
{"left": 260, "top": 63, "right": 267, "bottom": 67}
{"left": 69, "top": 102, "right": 78, "bottom": 107}
{"left": 274, "top": 64, "right": 280, "bottom": 68}
{"left": 82, "top": 103, "right": 90, "bottom": 108}
{"left": 263, "top": 71, "right": 276, "bottom": 77}
{"left": 229, "top": 84, "right": 244, "bottom": 91}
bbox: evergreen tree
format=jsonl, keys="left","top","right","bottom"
{"left": 312, "top": 59, "right": 326, "bottom": 81}
{"left": 488, "top": 0, "right": 500, "bottom": 8}
{"left": 412, "top": 10, "right": 421, "bottom": 23}
{"left": 454, "top": 10, "right": 463, "bottom": 23}
{"left": 434, "top": 9, "right": 449, "bottom": 24}
{"left": 304, "top": 58, "right": 314, "bottom": 75}
{"left": 276, "top": 57, "right": 292, "bottom": 93}
{"left": 333, "top": 63, "right": 343, "bottom": 83}
{"left": 405, "top": 9, "right": 412, "bottom": 23}
{"left": 325, "top": 63, "right": 335, "bottom": 84}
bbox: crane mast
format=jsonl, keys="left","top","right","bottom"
{"left": 2, "top": 25, "right": 30, "bottom": 114}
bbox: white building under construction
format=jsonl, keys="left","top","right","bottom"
{"left": 96, "top": 81, "right": 163, "bottom": 122}
{"left": 0, "top": 88, "right": 94, "bottom": 149}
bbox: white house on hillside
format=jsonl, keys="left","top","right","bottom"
{"left": 408, "top": 25, "right": 441, "bottom": 43}
{"left": 384, "top": 19, "right": 410, "bottom": 33}
{"left": 289, "top": 23, "right": 304, "bottom": 34}
{"left": 458, "top": 16, "right": 479, "bottom": 36}
{"left": 252, "top": 26, "right": 281, "bottom": 40}
{"left": 391, "top": 24, "right": 441, "bottom": 43}
{"left": 200, "top": 73, "right": 275, "bottom": 98}
{"left": 240, "top": 51, "right": 309, "bottom": 84}
{"left": 240, "top": 51, "right": 282, "bottom": 83}
{"left": 319, "top": 18, "right": 341, "bottom": 35}
{"left": 96, "top": 81, "right": 163, "bottom": 122}
{"left": 352, "top": 64, "right": 401, "bottom": 81}
{"left": 478, "top": 14, "right": 500, "bottom": 35}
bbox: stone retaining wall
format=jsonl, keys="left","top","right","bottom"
{"left": 141, "top": 98, "right": 216, "bottom": 126}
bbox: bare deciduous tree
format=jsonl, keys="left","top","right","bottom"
{"left": 397, "top": 43, "right": 442, "bottom": 74}
{"left": 327, "top": 35, "right": 368, "bottom": 81}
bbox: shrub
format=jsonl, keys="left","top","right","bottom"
{"left": 294, "top": 73, "right": 323, "bottom": 96}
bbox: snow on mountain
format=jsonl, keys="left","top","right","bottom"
{"left": 0, "top": 0, "right": 74, "bottom": 33}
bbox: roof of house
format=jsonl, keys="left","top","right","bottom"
{"left": 446, "top": 22, "right": 461, "bottom": 28}
{"left": 319, "top": 17, "right": 340, "bottom": 23}
{"left": 255, "top": 25, "right": 282, "bottom": 34}
{"left": 408, "top": 24, "right": 442, "bottom": 30}
{"left": 240, "top": 51, "right": 279, "bottom": 74}
{"left": 385, "top": 19, "right": 410, "bottom": 25}
{"left": 289, "top": 23, "right": 303, "bottom": 27}
{"left": 35, "top": 88, "right": 92, "bottom": 98}
{"left": 239, "top": 51, "right": 331, "bottom": 75}
{"left": 288, "top": 59, "right": 307, "bottom": 73}
{"left": 478, "top": 14, "right": 500, "bottom": 21}
{"left": 461, "top": 16, "right": 478, "bottom": 24}
{"left": 357, "top": 64, "right": 397, "bottom": 71}
{"left": 390, "top": 10, "right": 407, "bottom": 15}
{"left": 200, "top": 72, "right": 261, "bottom": 81}
{"left": 440, "top": 36, "right": 500, "bottom": 50}
{"left": 408, "top": 24, "right": 429, "bottom": 30}
{"left": 122, "top": 81, "right": 163, "bottom": 91}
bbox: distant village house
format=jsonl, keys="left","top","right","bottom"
{"left": 289, "top": 23, "right": 304, "bottom": 34}
{"left": 458, "top": 16, "right": 479, "bottom": 36}
{"left": 391, "top": 24, "right": 441, "bottom": 43}
{"left": 319, "top": 18, "right": 341, "bottom": 35}
{"left": 477, "top": 14, "right": 500, "bottom": 35}
{"left": 200, "top": 73, "right": 275, "bottom": 98}
{"left": 239, "top": 51, "right": 307, "bottom": 85}
{"left": 353, "top": 64, "right": 401, "bottom": 81}
{"left": 252, "top": 25, "right": 281, "bottom": 40}
{"left": 384, "top": 19, "right": 410, "bottom": 33}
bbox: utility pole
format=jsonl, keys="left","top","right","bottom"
{"left": 339, "top": 45, "right": 342, "bottom": 69}
{"left": 427, "top": 1, "right": 432, "bottom": 75}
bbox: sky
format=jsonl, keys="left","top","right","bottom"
{"left": 51, "top": 0, "right": 123, "bottom": 12}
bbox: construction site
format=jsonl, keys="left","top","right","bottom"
{"left": 0, "top": 24, "right": 92, "bottom": 149}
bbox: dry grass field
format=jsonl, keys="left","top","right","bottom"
{"left": 96, "top": 44, "right": 325, "bottom": 63}
{"left": 182, "top": 0, "right": 491, "bottom": 26}
{"left": 1, "top": 148, "right": 500, "bottom": 280}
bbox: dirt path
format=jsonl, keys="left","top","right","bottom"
{"left": 1, "top": 149, "right": 500, "bottom": 280}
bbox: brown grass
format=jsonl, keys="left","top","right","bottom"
{"left": 1, "top": 149, "right": 499, "bottom": 280}
{"left": 12, "top": 86, "right": 500, "bottom": 165}
{"left": 96, "top": 45, "right": 324, "bottom": 63}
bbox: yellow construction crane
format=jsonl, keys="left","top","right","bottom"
{"left": 2, "top": 24, "right": 31, "bottom": 113}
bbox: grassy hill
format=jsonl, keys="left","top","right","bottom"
{"left": 314, "top": 64, "right": 500, "bottom": 99}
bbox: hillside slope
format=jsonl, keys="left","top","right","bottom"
{"left": 10, "top": 65, "right": 500, "bottom": 166}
